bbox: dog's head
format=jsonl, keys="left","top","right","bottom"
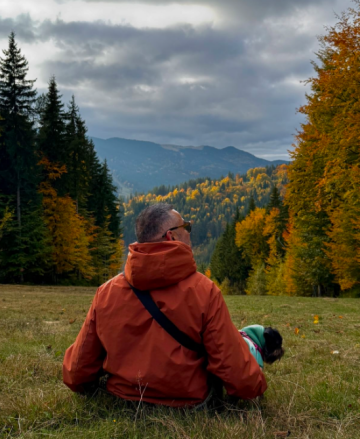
{"left": 263, "top": 327, "right": 284, "bottom": 364}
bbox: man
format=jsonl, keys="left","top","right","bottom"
{"left": 63, "top": 203, "right": 267, "bottom": 407}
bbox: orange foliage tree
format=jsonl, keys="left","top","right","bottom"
{"left": 39, "top": 158, "right": 95, "bottom": 279}
{"left": 285, "top": 3, "right": 360, "bottom": 293}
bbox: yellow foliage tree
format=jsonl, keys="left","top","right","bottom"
{"left": 235, "top": 208, "right": 268, "bottom": 267}
{"left": 39, "top": 158, "right": 95, "bottom": 279}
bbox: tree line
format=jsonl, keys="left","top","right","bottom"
{"left": 0, "top": 33, "right": 123, "bottom": 284}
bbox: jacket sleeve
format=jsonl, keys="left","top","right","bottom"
{"left": 202, "top": 283, "right": 267, "bottom": 399}
{"left": 63, "top": 291, "right": 105, "bottom": 393}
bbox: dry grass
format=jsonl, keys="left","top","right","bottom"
{"left": 1, "top": 285, "right": 360, "bottom": 438}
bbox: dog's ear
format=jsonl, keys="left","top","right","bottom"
{"left": 263, "top": 327, "right": 284, "bottom": 364}
{"left": 264, "top": 327, "right": 283, "bottom": 348}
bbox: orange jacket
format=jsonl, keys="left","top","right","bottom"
{"left": 63, "top": 241, "right": 267, "bottom": 406}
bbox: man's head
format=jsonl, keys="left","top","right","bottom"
{"left": 135, "top": 203, "right": 191, "bottom": 246}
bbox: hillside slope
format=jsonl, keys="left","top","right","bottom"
{"left": 123, "top": 165, "right": 288, "bottom": 264}
{"left": 92, "top": 137, "right": 288, "bottom": 194}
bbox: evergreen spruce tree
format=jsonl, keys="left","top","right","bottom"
{"left": 248, "top": 195, "right": 256, "bottom": 214}
{"left": 267, "top": 186, "right": 281, "bottom": 211}
{"left": 0, "top": 32, "right": 47, "bottom": 282}
{"left": 37, "top": 76, "right": 67, "bottom": 172}
{"left": 210, "top": 208, "right": 250, "bottom": 293}
{"left": 0, "top": 32, "right": 37, "bottom": 225}
{"left": 65, "top": 96, "right": 91, "bottom": 212}
{"left": 89, "top": 159, "right": 121, "bottom": 238}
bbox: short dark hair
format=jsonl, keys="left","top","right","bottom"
{"left": 135, "top": 203, "right": 174, "bottom": 243}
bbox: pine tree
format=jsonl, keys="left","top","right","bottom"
{"left": 0, "top": 32, "right": 41, "bottom": 282}
{"left": 37, "top": 76, "right": 67, "bottom": 169}
{"left": 210, "top": 209, "right": 250, "bottom": 293}
{"left": 248, "top": 195, "right": 256, "bottom": 214}
{"left": 0, "top": 33, "right": 36, "bottom": 116}
{"left": 0, "top": 32, "right": 37, "bottom": 226}
{"left": 65, "top": 96, "right": 91, "bottom": 212}
{"left": 89, "top": 159, "right": 120, "bottom": 238}
{"left": 267, "top": 186, "right": 281, "bottom": 211}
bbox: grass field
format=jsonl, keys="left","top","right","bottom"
{"left": 0, "top": 285, "right": 359, "bottom": 439}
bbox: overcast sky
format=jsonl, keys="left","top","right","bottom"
{"left": 0, "top": 0, "right": 353, "bottom": 159}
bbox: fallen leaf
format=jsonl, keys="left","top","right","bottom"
{"left": 331, "top": 350, "right": 340, "bottom": 354}
{"left": 301, "top": 334, "right": 306, "bottom": 339}
{"left": 69, "top": 318, "right": 76, "bottom": 324}
{"left": 286, "top": 323, "right": 291, "bottom": 327}
{"left": 314, "top": 330, "right": 320, "bottom": 333}
{"left": 294, "top": 328, "right": 299, "bottom": 335}
{"left": 46, "top": 345, "right": 52, "bottom": 350}
{"left": 339, "top": 316, "right": 343, "bottom": 319}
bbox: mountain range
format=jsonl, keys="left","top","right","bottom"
{"left": 91, "top": 137, "right": 288, "bottom": 195}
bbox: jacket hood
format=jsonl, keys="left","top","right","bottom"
{"left": 241, "top": 325, "right": 266, "bottom": 350}
{"left": 124, "top": 241, "right": 197, "bottom": 291}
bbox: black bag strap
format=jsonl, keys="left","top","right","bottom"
{"left": 129, "top": 283, "right": 206, "bottom": 357}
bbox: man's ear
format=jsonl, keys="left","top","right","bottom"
{"left": 164, "top": 231, "right": 173, "bottom": 241}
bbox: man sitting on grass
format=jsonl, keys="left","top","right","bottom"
{"left": 63, "top": 203, "right": 267, "bottom": 407}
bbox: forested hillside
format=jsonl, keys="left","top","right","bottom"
{"left": 0, "top": 33, "right": 123, "bottom": 284}
{"left": 123, "top": 165, "right": 288, "bottom": 264}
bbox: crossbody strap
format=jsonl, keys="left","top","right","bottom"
{"left": 128, "top": 283, "right": 206, "bottom": 357}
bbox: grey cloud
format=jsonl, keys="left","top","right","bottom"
{"left": 55, "top": 0, "right": 338, "bottom": 23}
{"left": 32, "top": 16, "right": 317, "bottom": 159}
{"left": 0, "top": 14, "right": 37, "bottom": 42}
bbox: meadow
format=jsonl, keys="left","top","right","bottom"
{"left": 0, "top": 285, "right": 359, "bottom": 439}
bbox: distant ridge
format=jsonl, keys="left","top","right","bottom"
{"left": 91, "top": 136, "right": 288, "bottom": 195}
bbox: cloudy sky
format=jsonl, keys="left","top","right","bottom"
{"left": 0, "top": 0, "right": 353, "bottom": 159}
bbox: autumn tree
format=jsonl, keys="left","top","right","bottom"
{"left": 39, "top": 158, "right": 94, "bottom": 281}
{"left": 235, "top": 208, "right": 268, "bottom": 267}
{"left": 285, "top": 2, "right": 360, "bottom": 294}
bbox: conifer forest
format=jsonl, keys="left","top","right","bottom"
{"left": 0, "top": 33, "right": 123, "bottom": 285}
{"left": 1, "top": 3, "right": 360, "bottom": 298}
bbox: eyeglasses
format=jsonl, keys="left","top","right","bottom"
{"left": 161, "top": 220, "right": 192, "bottom": 238}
